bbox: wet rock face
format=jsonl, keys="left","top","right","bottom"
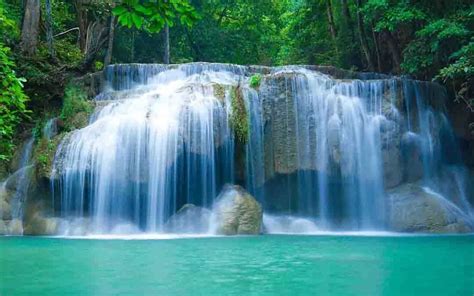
{"left": 23, "top": 214, "right": 58, "bottom": 235}
{"left": 255, "top": 72, "right": 409, "bottom": 189}
{"left": 388, "top": 183, "right": 472, "bottom": 233}
{"left": 213, "top": 185, "right": 262, "bottom": 235}
{"left": 164, "top": 204, "right": 211, "bottom": 234}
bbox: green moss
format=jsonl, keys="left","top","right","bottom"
{"left": 230, "top": 86, "right": 249, "bottom": 144}
{"left": 213, "top": 83, "right": 226, "bottom": 102}
{"left": 249, "top": 74, "right": 262, "bottom": 89}
{"left": 60, "top": 84, "right": 94, "bottom": 131}
{"left": 33, "top": 135, "right": 65, "bottom": 179}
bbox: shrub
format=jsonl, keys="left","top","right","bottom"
{"left": 249, "top": 74, "right": 262, "bottom": 89}
{"left": 60, "top": 84, "right": 93, "bottom": 131}
{"left": 0, "top": 43, "right": 29, "bottom": 162}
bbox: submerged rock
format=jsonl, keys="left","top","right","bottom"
{"left": 388, "top": 183, "right": 472, "bottom": 233}
{"left": 213, "top": 185, "right": 262, "bottom": 235}
{"left": 164, "top": 204, "right": 211, "bottom": 233}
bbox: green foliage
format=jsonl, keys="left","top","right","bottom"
{"left": 60, "top": 85, "right": 93, "bottom": 131}
{"left": 230, "top": 86, "right": 249, "bottom": 144}
{"left": 54, "top": 40, "right": 84, "bottom": 67}
{"left": 364, "top": 0, "right": 426, "bottom": 32}
{"left": 437, "top": 42, "right": 474, "bottom": 81}
{"left": 32, "top": 118, "right": 45, "bottom": 140}
{"left": 0, "top": 2, "right": 18, "bottom": 40}
{"left": 249, "top": 74, "right": 262, "bottom": 88}
{"left": 0, "top": 43, "right": 29, "bottom": 162}
{"left": 113, "top": 0, "right": 199, "bottom": 32}
{"left": 213, "top": 83, "right": 226, "bottom": 101}
{"left": 94, "top": 61, "right": 104, "bottom": 71}
{"left": 402, "top": 9, "right": 472, "bottom": 78}
{"left": 34, "top": 135, "right": 64, "bottom": 178}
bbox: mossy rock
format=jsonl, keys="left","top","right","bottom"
{"left": 249, "top": 74, "right": 262, "bottom": 89}
{"left": 60, "top": 84, "right": 94, "bottom": 131}
{"left": 23, "top": 214, "right": 59, "bottom": 235}
{"left": 213, "top": 185, "right": 262, "bottom": 235}
{"left": 388, "top": 183, "right": 472, "bottom": 233}
{"left": 230, "top": 86, "right": 249, "bottom": 144}
{"left": 213, "top": 83, "right": 227, "bottom": 102}
{"left": 33, "top": 134, "right": 65, "bottom": 181}
{"left": 68, "top": 112, "right": 90, "bottom": 130}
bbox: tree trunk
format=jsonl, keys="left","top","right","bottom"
{"left": 341, "top": 0, "right": 354, "bottom": 40}
{"left": 75, "top": 0, "right": 88, "bottom": 53}
{"left": 185, "top": 26, "right": 202, "bottom": 61}
{"left": 45, "top": 0, "right": 55, "bottom": 59}
{"left": 326, "top": 0, "right": 337, "bottom": 40}
{"left": 371, "top": 24, "right": 382, "bottom": 72}
{"left": 163, "top": 24, "right": 170, "bottom": 64}
{"left": 382, "top": 30, "right": 401, "bottom": 73}
{"left": 355, "top": 0, "right": 374, "bottom": 71}
{"left": 104, "top": 14, "right": 116, "bottom": 67}
{"left": 81, "top": 21, "right": 108, "bottom": 71}
{"left": 20, "top": 0, "right": 40, "bottom": 56}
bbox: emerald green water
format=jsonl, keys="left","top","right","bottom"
{"left": 0, "top": 235, "right": 473, "bottom": 295}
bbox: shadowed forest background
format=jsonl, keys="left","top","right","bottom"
{"left": 0, "top": 0, "right": 472, "bottom": 164}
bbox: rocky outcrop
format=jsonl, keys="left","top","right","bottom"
{"left": 388, "top": 183, "right": 472, "bottom": 233}
{"left": 0, "top": 219, "right": 24, "bottom": 235}
{"left": 164, "top": 204, "right": 211, "bottom": 233}
{"left": 23, "top": 214, "right": 58, "bottom": 235}
{"left": 213, "top": 185, "right": 262, "bottom": 235}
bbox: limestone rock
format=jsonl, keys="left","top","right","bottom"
{"left": 400, "top": 132, "right": 424, "bottom": 182}
{"left": 0, "top": 199, "right": 12, "bottom": 220}
{"left": 23, "top": 214, "right": 58, "bottom": 235}
{"left": 0, "top": 220, "right": 7, "bottom": 235}
{"left": 388, "top": 183, "right": 473, "bottom": 233}
{"left": 165, "top": 204, "right": 211, "bottom": 234}
{"left": 213, "top": 185, "right": 262, "bottom": 235}
{"left": 8, "top": 219, "right": 24, "bottom": 235}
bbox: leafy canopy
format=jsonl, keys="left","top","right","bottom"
{"left": 113, "top": 0, "right": 199, "bottom": 32}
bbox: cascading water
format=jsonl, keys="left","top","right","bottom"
{"left": 43, "top": 118, "right": 58, "bottom": 140}
{"left": 53, "top": 66, "right": 238, "bottom": 233}
{"left": 0, "top": 137, "right": 34, "bottom": 235}
{"left": 50, "top": 63, "right": 473, "bottom": 235}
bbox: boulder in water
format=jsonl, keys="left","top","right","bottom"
{"left": 8, "top": 219, "right": 23, "bottom": 235}
{"left": 23, "top": 214, "right": 59, "bottom": 235}
{"left": 213, "top": 185, "right": 262, "bottom": 235}
{"left": 0, "top": 220, "right": 7, "bottom": 235}
{"left": 388, "top": 183, "right": 472, "bottom": 233}
{"left": 165, "top": 204, "right": 211, "bottom": 233}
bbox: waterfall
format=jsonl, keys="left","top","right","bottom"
{"left": 0, "top": 137, "right": 35, "bottom": 235}
{"left": 243, "top": 69, "right": 388, "bottom": 229}
{"left": 43, "top": 118, "right": 58, "bottom": 140}
{"left": 53, "top": 67, "right": 238, "bottom": 233}
{"left": 10, "top": 138, "right": 34, "bottom": 221}
{"left": 50, "top": 63, "right": 473, "bottom": 234}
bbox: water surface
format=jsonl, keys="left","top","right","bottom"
{"left": 1, "top": 235, "right": 473, "bottom": 295}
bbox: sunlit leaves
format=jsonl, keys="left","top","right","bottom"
{"left": 113, "top": 0, "right": 199, "bottom": 33}
{"left": 437, "top": 42, "right": 474, "bottom": 81}
{"left": 0, "top": 43, "right": 29, "bottom": 160}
